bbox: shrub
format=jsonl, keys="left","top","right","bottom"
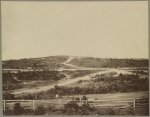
{"left": 61, "top": 101, "right": 80, "bottom": 115}
{"left": 80, "top": 103, "right": 91, "bottom": 115}
{"left": 61, "top": 101, "right": 96, "bottom": 115}
{"left": 75, "top": 97, "right": 80, "bottom": 100}
{"left": 82, "top": 95, "right": 88, "bottom": 100}
{"left": 13, "top": 103, "right": 24, "bottom": 115}
{"left": 48, "top": 105, "right": 55, "bottom": 112}
{"left": 3, "top": 92, "right": 15, "bottom": 100}
{"left": 35, "top": 106, "right": 45, "bottom": 115}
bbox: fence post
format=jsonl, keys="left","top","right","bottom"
{"left": 59, "top": 99, "right": 61, "bottom": 107}
{"left": 32, "top": 99, "right": 35, "bottom": 111}
{"left": 3, "top": 100, "right": 6, "bottom": 112}
{"left": 133, "top": 98, "right": 136, "bottom": 108}
{"left": 80, "top": 97, "right": 81, "bottom": 103}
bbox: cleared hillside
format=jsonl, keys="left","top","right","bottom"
{"left": 69, "top": 57, "right": 148, "bottom": 68}
{"left": 2, "top": 56, "right": 71, "bottom": 70}
{"left": 2, "top": 56, "right": 149, "bottom": 70}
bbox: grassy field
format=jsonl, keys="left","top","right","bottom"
{"left": 62, "top": 70, "right": 102, "bottom": 78}
{"left": 4, "top": 91, "right": 149, "bottom": 115}
{"left": 69, "top": 57, "right": 148, "bottom": 68}
{"left": 64, "top": 91, "right": 149, "bottom": 100}
{"left": 2, "top": 56, "right": 71, "bottom": 69}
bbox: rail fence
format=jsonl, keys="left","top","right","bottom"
{"left": 3, "top": 97, "right": 149, "bottom": 112}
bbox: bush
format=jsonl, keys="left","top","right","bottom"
{"left": 13, "top": 103, "right": 24, "bottom": 115}
{"left": 61, "top": 101, "right": 95, "bottom": 115}
{"left": 3, "top": 92, "right": 15, "bottom": 100}
{"left": 48, "top": 105, "right": 55, "bottom": 112}
{"left": 80, "top": 103, "right": 95, "bottom": 115}
{"left": 61, "top": 101, "right": 80, "bottom": 115}
{"left": 82, "top": 96, "right": 88, "bottom": 100}
{"left": 35, "top": 106, "right": 45, "bottom": 115}
{"left": 75, "top": 97, "right": 80, "bottom": 100}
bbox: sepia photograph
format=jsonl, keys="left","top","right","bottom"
{"left": 1, "top": 1, "right": 149, "bottom": 116}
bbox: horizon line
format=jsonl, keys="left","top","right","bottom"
{"left": 2, "top": 55, "right": 149, "bottom": 61}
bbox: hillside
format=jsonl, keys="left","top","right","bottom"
{"left": 2, "top": 56, "right": 149, "bottom": 70}
{"left": 3, "top": 55, "right": 149, "bottom": 101}
{"left": 2, "top": 56, "right": 72, "bottom": 70}
{"left": 69, "top": 57, "right": 148, "bottom": 68}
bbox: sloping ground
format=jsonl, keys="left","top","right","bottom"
{"left": 3, "top": 56, "right": 149, "bottom": 70}
{"left": 3, "top": 56, "right": 149, "bottom": 97}
{"left": 62, "top": 56, "right": 86, "bottom": 69}
{"left": 69, "top": 57, "right": 148, "bottom": 68}
{"left": 12, "top": 70, "right": 109, "bottom": 95}
{"left": 12, "top": 68, "right": 138, "bottom": 95}
{"left": 2, "top": 56, "right": 70, "bottom": 69}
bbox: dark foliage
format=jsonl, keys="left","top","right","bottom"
{"left": 2, "top": 56, "right": 68, "bottom": 69}
{"left": 34, "top": 106, "right": 45, "bottom": 115}
{"left": 82, "top": 95, "right": 88, "bottom": 100}
{"left": 62, "top": 101, "right": 80, "bottom": 114}
{"left": 3, "top": 92, "right": 15, "bottom": 100}
{"left": 13, "top": 103, "right": 24, "bottom": 115}
{"left": 40, "top": 74, "right": 148, "bottom": 97}
{"left": 61, "top": 101, "right": 95, "bottom": 115}
{"left": 3, "top": 71, "right": 65, "bottom": 81}
{"left": 3, "top": 71, "right": 65, "bottom": 91}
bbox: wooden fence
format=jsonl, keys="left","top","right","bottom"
{"left": 3, "top": 98, "right": 149, "bottom": 112}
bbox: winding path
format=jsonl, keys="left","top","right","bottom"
{"left": 62, "top": 56, "right": 85, "bottom": 69}
{"left": 12, "top": 57, "right": 135, "bottom": 95}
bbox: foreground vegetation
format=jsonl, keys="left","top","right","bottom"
{"left": 39, "top": 73, "right": 148, "bottom": 98}
{"left": 4, "top": 96, "right": 149, "bottom": 115}
{"left": 5, "top": 73, "right": 148, "bottom": 100}
{"left": 3, "top": 71, "right": 65, "bottom": 91}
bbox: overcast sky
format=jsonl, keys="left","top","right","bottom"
{"left": 2, "top": 1, "right": 148, "bottom": 60}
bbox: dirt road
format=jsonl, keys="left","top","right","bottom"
{"left": 13, "top": 69, "right": 110, "bottom": 95}
{"left": 62, "top": 56, "right": 84, "bottom": 69}
{"left": 12, "top": 57, "right": 135, "bottom": 95}
{"left": 13, "top": 68, "right": 135, "bottom": 95}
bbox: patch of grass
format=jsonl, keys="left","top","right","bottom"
{"left": 69, "top": 57, "right": 148, "bottom": 68}
{"left": 63, "top": 70, "right": 101, "bottom": 78}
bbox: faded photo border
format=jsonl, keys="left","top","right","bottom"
{"left": 0, "top": 0, "right": 149, "bottom": 117}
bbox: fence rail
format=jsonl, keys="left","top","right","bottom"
{"left": 3, "top": 97, "right": 149, "bottom": 112}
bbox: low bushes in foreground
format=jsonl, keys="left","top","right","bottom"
{"left": 61, "top": 101, "right": 96, "bottom": 115}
